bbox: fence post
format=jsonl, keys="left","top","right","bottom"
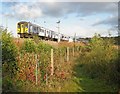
{"left": 51, "top": 49, "right": 54, "bottom": 75}
{"left": 64, "top": 48, "right": 66, "bottom": 62}
{"left": 35, "top": 54, "right": 38, "bottom": 85}
{"left": 67, "top": 47, "right": 69, "bottom": 62}
{"left": 60, "top": 49, "right": 62, "bottom": 63}
{"left": 73, "top": 47, "right": 74, "bottom": 57}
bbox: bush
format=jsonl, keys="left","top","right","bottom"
{"left": 37, "top": 42, "right": 53, "bottom": 81}
{"left": 77, "top": 34, "right": 119, "bottom": 85}
{"left": 2, "top": 29, "right": 18, "bottom": 63}
{"left": 33, "top": 35, "right": 40, "bottom": 44}
{"left": 21, "top": 39, "right": 37, "bottom": 53}
{"left": 2, "top": 29, "right": 19, "bottom": 91}
{"left": 37, "top": 42, "right": 53, "bottom": 53}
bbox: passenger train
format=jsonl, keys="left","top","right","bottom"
{"left": 17, "top": 21, "right": 73, "bottom": 42}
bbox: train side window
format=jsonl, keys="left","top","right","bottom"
{"left": 34, "top": 27, "right": 37, "bottom": 32}
{"left": 38, "top": 27, "right": 40, "bottom": 32}
{"left": 36, "top": 27, "right": 39, "bottom": 33}
{"left": 30, "top": 26, "right": 32, "bottom": 32}
{"left": 43, "top": 30, "right": 45, "bottom": 33}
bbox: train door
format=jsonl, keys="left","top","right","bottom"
{"left": 20, "top": 24, "right": 25, "bottom": 33}
{"left": 24, "top": 23, "right": 28, "bottom": 33}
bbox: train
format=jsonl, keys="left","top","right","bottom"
{"left": 17, "top": 21, "right": 73, "bottom": 42}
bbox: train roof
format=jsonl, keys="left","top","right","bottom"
{"left": 18, "top": 21, "right": 43, "bottom": 28}
{"left": 17, "top": 21, "right": 28, "bottom": 24}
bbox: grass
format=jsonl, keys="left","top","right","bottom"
{"left": 42, "top": 58, "right": 118, "bottom": 92}
{"left": 72, "top": 75, "right": 117, "bottom": 92}
{"left": 71, "top": 60, "right": 118, "bottom": 92}
{"left": 2, "top": 48, "right": 118, "bottom": 92}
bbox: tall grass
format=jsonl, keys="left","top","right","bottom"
{"left": 77, "top": 34, "right": 119, "bottom": 86}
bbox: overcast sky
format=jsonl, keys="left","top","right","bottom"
{"left": 0, "top": 0, "right": 118, "bottom": 38}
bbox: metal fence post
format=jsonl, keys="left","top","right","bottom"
{"left": 73, "top": 47, "right": 74, "bottom": 57}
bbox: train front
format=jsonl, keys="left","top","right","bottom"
{"left": 17, "top": 21, "right": 29, "bottom": 38}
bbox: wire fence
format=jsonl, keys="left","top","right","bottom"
{"left": 16, "top": 46, "right": 81, "bottom": 87}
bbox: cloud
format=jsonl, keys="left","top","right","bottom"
{"left": 4, "top": 2, "right": 117, "bottom": 19}
{"left": 1, "top": 0, "right": 19, "bottom": 2}
{"left": 92, "top": 15, "right": 118, "bottom": 26}
{"left": 3, "top": 12, "right": 14, "bottom": 18}
{"left": 61, "top": 24, "right": 113, "bottom": 38}
{"left": 1, "top": 0, "right": 120, "bottom": 2}
{"left": 11, "top": 3, "right": 42, "bottom": 19}
{"left": 33, "top": 2, "right": 117, "bottom": 17}
{"left": 1, "top": 2, "right": 118, "bottom": 37}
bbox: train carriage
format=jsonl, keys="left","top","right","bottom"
{"left": 17, "top": 21, "right": 73, "bottom": 42}
{"left": 17, "top": 21, "right": 44, "bottom": 38}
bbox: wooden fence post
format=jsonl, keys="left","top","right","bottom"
{"left": 64, "top": 48, "right": 66, "bottom": 62}
{"left": 67, "top": 47, "right": 69, "bottom": 62}
{"left": 73, "top": 47, "right": 74, "bottom": 57}
{"left": 51, "top": 49, "right": 54, "bottom": 75}
{"left": 60, "top": 49, "right": 62, "bottom": 63}
{"left": 35, "top": 54, "right": 38, "bottom": 85}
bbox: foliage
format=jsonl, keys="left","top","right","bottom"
{"left": 37, "top": 42, "right": 53, "bottom": 53}
{"left": 77, "top": 34, "right": 119, "bottom": 85}
{"left": 2, "top": 29, "right": 18, "bottom": 77}
{"left": 21, "top": 39, "right": 37, "bottom": 53}
{"left": 2, "top": 29, "right": 18, "bottom": 92}
{"left": 16, "top": 53, "right": 36, "bottom": 82}
{"left": 33, "top": 35, "right": 40, "bottom": 44}
{"left": 2, "top": 29, "right": 18, "bottom": 63}
{"left": 17, "top": 41, "right": 53, "bottom": 87}
{"left": 37, "top": 42, "right": 53, "bottom": 82}
{"left": 2, "top": 76, "right": 16, "bottom": 92}
{"left": 2, "top": 30, "right": 119, "bottom": 92}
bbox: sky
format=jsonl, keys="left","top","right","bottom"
{"left": 0, "top": 0, "right": 119, "bottom": 38}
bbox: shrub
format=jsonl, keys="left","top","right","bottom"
{"left": 37, "top": 42, "right": 53, "bottom": 81}
{"left": 77, "top": 34, "right": 119, "bottom": 85}
{"left": 2, "top": 29, "right": 18, "bottom": 91}
{"left": 37, "top": 42, "right": 53, "bottom": 53}
{"left": 33, "top": 35, "right": 40, "bottom": 44}
{"left": 2, "top": 29, "right": 18, "bottom": 63}
{"left": 21, "top": 39, "right": 37, "bottom": 53}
